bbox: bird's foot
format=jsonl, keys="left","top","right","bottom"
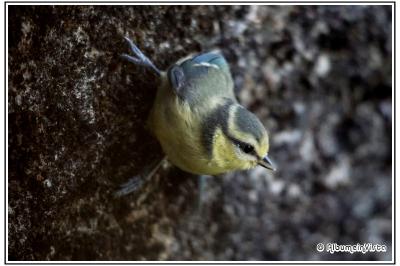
{"left": 197, "top": 175, "right": 209, "bottom": 212}
{"left": 114, "top": 157, "right": 166, "bottom": 197}
{"left": 114, "top": 175, "right": 144, "bottom": 197}
{"left": 121, "top": 37, "right": 161, "bottom": 76}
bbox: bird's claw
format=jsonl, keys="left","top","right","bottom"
{"left": 121, "top": 53, "right": 144, "bottom": 65}
{"left": 114, "top": 175, "right": 144, "bottom": 198}
{"left": 124, "top": 37, "right": 143, "bottom": 55}
{"left": 114, "top": 157, "right": 166, "bottom": 197}
{"left": 122, "top": 36, "right": 161, "bottom": 76}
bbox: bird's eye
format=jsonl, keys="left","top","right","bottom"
{"left": 241, "top": 143, "right": 254, "bottom": 154}
{"left": 230, "top": 138, "right": 255, "bottom": 154}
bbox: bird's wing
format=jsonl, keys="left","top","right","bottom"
{"left": 167, "top": 52, "right": 235, "bottom": 105}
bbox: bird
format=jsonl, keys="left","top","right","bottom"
{"left": 116, "top": 37, "right": 275, "bottom": 196}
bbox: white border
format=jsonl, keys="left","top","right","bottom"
{"left": 1, "top": 1, "right": 396, "bottom": 264}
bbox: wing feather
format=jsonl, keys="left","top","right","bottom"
{"left": 167, "top": 52, "right": 234, "bottom": 105}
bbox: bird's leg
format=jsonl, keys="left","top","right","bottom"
{"left": 121, "top": 37, "right": 161, "bottom": 76}
{"left": 114, "top": 157, "right": 166, "bottom": 197}
{"left": 197, "top": 175, "right": 209, "bottom": 211}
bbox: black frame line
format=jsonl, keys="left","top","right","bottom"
{"left": 4, "top": 1, "right": 396, "bottom": 265}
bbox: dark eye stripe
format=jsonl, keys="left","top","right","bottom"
{"left": 229, "top": 137, "right": 257, "bottom": 156}
{"left": 201, "top": 99, "right": 235, "bottom": 158}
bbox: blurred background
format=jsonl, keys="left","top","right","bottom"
{"left": 8, "top": 5, "right": 392, "bottom": 260}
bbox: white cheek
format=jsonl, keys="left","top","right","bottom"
{"left": 234, "top": 146, "right": 242, "bottom": 158}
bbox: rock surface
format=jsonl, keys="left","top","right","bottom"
{"left": 8, "top": 5, "right": 392, "bottom": 260}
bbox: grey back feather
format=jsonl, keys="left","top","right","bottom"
{"left": 167, "top": 52, "right": 235, "bottom": 106}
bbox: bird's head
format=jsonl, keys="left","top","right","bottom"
{"left": 205, "top": 100, "right": 275, "bottom": 173}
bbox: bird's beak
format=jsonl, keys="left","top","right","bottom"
{"left": 258, "top": 155, "right": 276, "bottom": 171}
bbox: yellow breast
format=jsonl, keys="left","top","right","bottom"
{"left": 149, "top": 81, "right": 234, "bottom": 174}
{"left": 147, "top": 80, "right": 209, "bottom": 174}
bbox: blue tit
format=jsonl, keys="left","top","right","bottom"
{"left": 119, "top": 37, "right": 275, "bottom": 193}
